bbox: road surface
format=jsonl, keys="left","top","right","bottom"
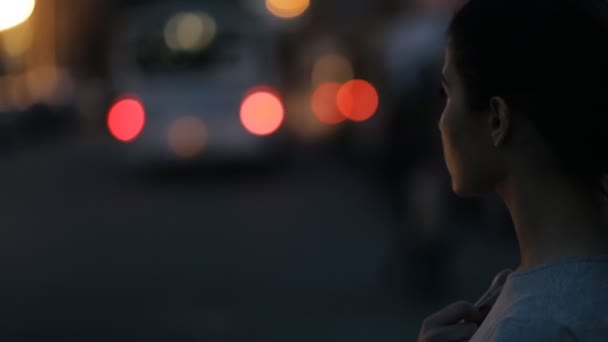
{"left": 0, "top": 134, "right": 518, "bottom": 341}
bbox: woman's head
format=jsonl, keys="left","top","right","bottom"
{"left": 439, "top": 0, "right": 608, "bottom": 197}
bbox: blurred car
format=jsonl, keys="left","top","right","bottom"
{"left": 107, "top": 1, "right": 288, "bottom": 167}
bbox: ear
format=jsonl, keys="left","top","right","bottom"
{"left": 488, "top": 96, "right": 511, "bottom": 147}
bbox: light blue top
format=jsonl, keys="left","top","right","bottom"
{"left": 470, "top": 255, "right": 608, "bottom": 341}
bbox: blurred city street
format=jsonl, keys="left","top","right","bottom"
{"left": 0, "top": 0, "right": 523, "bottom": 340}
{"left": 0, "top": 133, "right": 518, "bottom": 341}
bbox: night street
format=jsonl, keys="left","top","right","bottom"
{"left": 0, "top": 0, "right": 606, "bottom": 340}
{"left": 0, "top": 133, "right": 518, "bottom": 341}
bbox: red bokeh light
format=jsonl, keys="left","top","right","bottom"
{"left": 336, "top": 79, "right": 379, "bottom": 122}
{"left": 240, "top": 87, "right": 284, "bottom": 136}
{"left": 311, "top": 82, "right": 345, "bottom": 125}
{"left": 107, "top": 96, "right": 146, "bottom": 142}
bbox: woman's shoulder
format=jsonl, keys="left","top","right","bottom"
{"left": 492, "top": 263, "right": 608, "bottom": 341}
{"left": 505, "top": 259, "right": 608, "bottom": 314}
{"left": 488, "top": 312, "right": 608, "bottom": 342}
{"left": 487, "top": 316, "right": 576, "bottom": 342}
{"left": 505, "top": 255, "right": 608, "bottom": 300}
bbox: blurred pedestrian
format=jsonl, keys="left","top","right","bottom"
{"left": 420, "top": 0, "right": 608, "bottom": 340}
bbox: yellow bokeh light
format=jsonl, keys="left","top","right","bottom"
{"left": 265, "top": 0, "right": 310, "bottom": 19}
{"left": 168, "top": 116, "right": 208, "bottom": 158}
{"left": 2, "top": 20, "right": 33, "bottom": 57}
{"left": 164, "top": 12, "right": 217, "bottom": 52}
{"left": 311, "top": 54, "right": 354, "bottom": 86}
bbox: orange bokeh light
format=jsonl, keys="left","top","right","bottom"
{"left": 240, "top": 87, "right": 284, "bottom": 136}
{"left": 168, "top": 116, "right": 207, "bottom": 158}
{"left": 265, "top": 0, "right": 310, "bottom": 19}
{"left": 336, "top": 80, "right": 379, "bottom": 122}
{"left": 311, "top": 82, "right": 345, "bottom": 125}
{"left": 107, "top": 96, "right": 146, "bottom": 142}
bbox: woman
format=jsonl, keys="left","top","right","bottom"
{"left": 418, "top": 0, "right": 608, "bottom": 341}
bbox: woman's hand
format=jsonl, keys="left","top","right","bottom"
{"left": 417, "top": 301, "right": 483, "bottom": 342}
{"left": 417, "top": 268, "right": 513, "bottom": 342}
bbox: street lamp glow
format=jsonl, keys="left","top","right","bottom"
{"left": 0, "top": 0, "right": 36, "bottom": 32}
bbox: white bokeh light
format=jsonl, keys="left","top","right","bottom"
{"left": 0, "top": 0, "right": 36, "bottom": 32}
{"left": 164, "top": 12, "right": 217, "bottom": 52}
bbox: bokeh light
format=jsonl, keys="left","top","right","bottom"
{"left": 164, "top": 12, "right": 217, "bottom": 52}
{"left": 168, "top": 116, "right": 208, "bottom": 158}
{"left": 284, "top": 88, "right": 336, "bottom": 143}
{"left": 2, "top": 20, "right": 33, "bottom": 57}
{"left": 25, "top": 66, "right": 73, "bottom": 106}
{"left": 311, "top": 54, "right": 354, "bottom": 86}
{"left": 107, "top": 96, "right": 146, "bottom": 142}
{"left": 337, "top": 80, "right": 379, "bottom": 122}
{"left": 311, "top": 82, "right": 346, "bottom": 125}
{"left": 0, "top": 0, "right": 35, "bottom": 32}
{"left": 265, "top": 0, "right": 310, "bottom": 19}
{"left": 240, "top": 87, "right": 284, "bottom": 136}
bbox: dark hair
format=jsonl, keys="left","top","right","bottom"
{"left": 448, "top": 0, "right": 608, "bottom": 194}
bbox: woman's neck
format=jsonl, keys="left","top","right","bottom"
{"left": 497, "top": 170, "right": 608, "bottom": 271}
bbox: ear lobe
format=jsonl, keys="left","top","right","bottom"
{"left": 489, "top": 97, "right": 510, "bottom": 147}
